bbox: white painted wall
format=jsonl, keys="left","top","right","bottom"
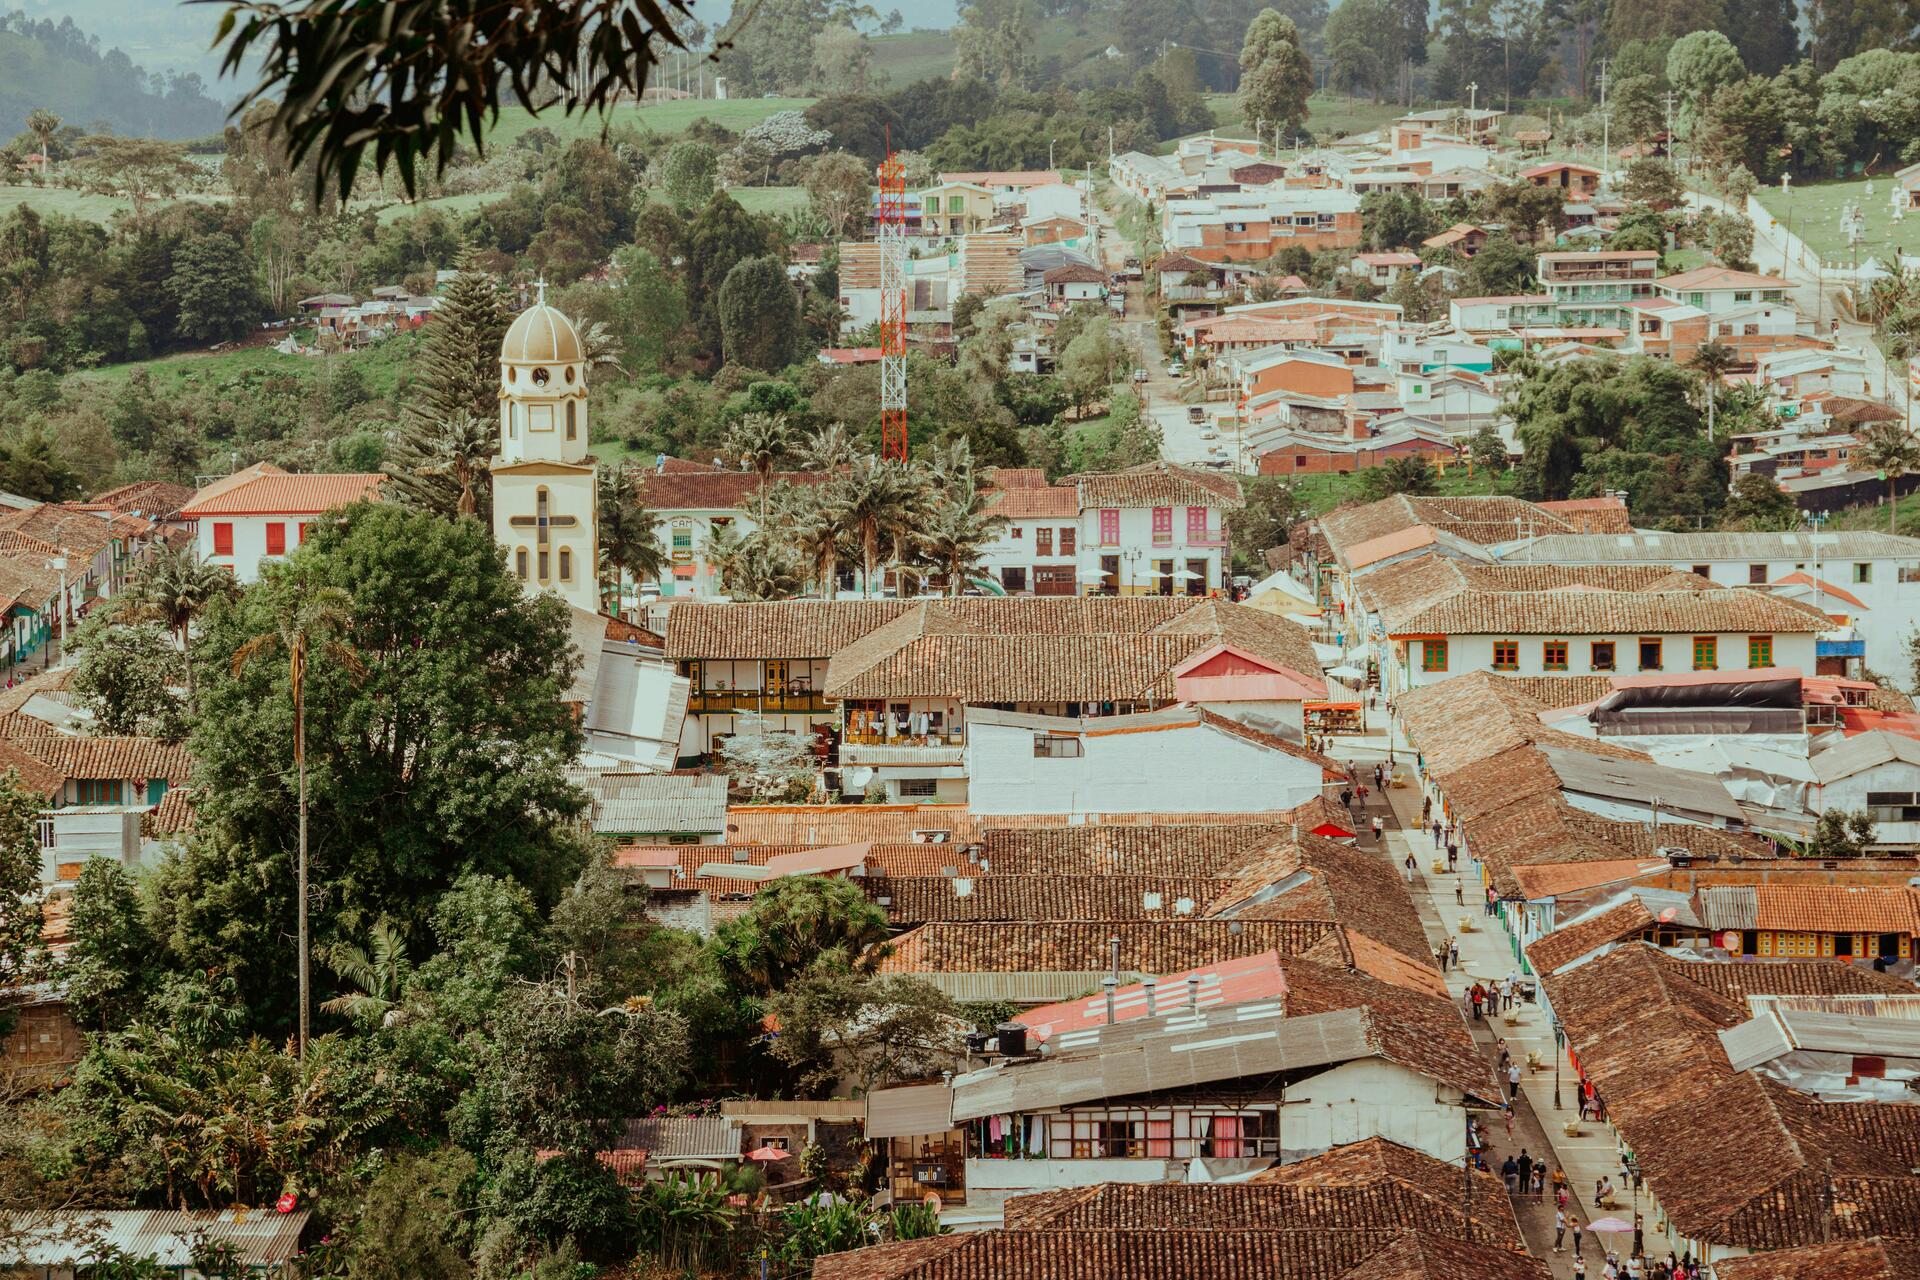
{"left": 1277, "top": 1058, "right": 1468, "bottom": 1164}
{"left": 194, "top": 514, "right": 313, "bottom": 583}
{"left": 965, "top": 718, "right": 1321, "bottom": 816}
{"left": 1395, "top": 631, "right": 1819, "bottom": 693}
{"left": 1813, "top": 756, "right": 1920, "bottom": 846}
{"left": 1076, "top": 505, "right": 1230, "bottom": 595}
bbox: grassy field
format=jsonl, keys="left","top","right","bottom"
{"left": 0, "top": 185, "right": 137, "bottom": 221}
{"left": 730, "top": 186, "right": 811, "bottom": 217}
{"left": 871, "top": 30, "right": 959, "bottom": 84}
{"left": 483, "top": 98, "right": 816, "bottom": 148}
{"left": 1204, "top": 93, "right": 1405, "bottom": 143}
{"left": 373, "top": 191, "right": 503, "bottom": 225}
{"left": 1754, "top": 176, "right": 1916, "bottom": 266}
{"left": 72, "top": 332, "right": 421, "bottom": 401}
{"left": 1282, "top": 464, "right": 1516, "bottom": 516}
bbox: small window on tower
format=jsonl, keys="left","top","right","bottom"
{"left": 566, "top": 401, "right": 577, "bottom": 440}
{"left": 532, "top": 367, "right": 551, "bottom": 386}
{"left": 538, "top": 550, "right": 550, "bottom": 582}
{"left": 507, "top": 367, "right": 517, "bottom": 383}
{"left": 559, "top": 548, "right": 573, "bottom": 581}
{"left": 564, "top": 366, "right": 576, "bottom": 384}
{"left": 516, "top": 548, "right": 528, "bottom": 579}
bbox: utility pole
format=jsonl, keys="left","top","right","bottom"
{"left": 1462, "top": 1112, "right": 1474, "bottom": 1244}
{"left": 1596, "top": 59, "right": 1611, "bottom": 177}
{"left": 1467, "top": 82, "right": 1478, "bottom": 115}
{"left": 1663, "top": 90, "right": 1678, "bottom": 172}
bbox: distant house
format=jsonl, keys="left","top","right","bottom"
{"left": 1349, "top": 252, "right": 1422, "bottom": 285}
{"left": 1522, "top": 161, "right": 1602, "bottom": 196}
{"left": 180, "top": 463, "right": 383, "bottom": 583}
{"left": 1043, "top": 263, "right": 1107, "bottom": 303}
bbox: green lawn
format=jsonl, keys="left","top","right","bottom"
{"left": 0, "top": 184, "right": 135, "bottom": 221}
{"left": 1204, "top": 92, "right": 1405, "bottom": 144}
{"left": 871, "top": 30, "right": 958, "bottom": 84}
{"left": 373, "top": 191, "right": 504, "bottom": 225}
{"left": 1754, "top": 176, "right": 1916, "bottom": 266}
{"left": 483, "top": 98, "right": 816, "bottom": 148}
{"left": 1282, "top": 465, "right": 1516, "bottom": 516}
{"left": 730, "top": 186, "right": 810, "bottom": 216}
{"left": 71, "top": 331, "right": 420, "bottom": 401}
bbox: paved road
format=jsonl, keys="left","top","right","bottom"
{"left": 1327, "top": 723, "right": 1674, "bottom": 1278}
{"left": 1687, "top": 189, "right": 1901, "bottom": 410}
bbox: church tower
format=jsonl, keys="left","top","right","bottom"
{"left": 494, "top": 288, "right": 600, "bottom": 615}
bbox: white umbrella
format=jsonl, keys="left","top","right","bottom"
{"left": 1327, "top": 664, "right": 1366, "bottom": 681}
{"left": 1311, "top": 642, "right": 1343, "bottom": 664}
{"left": 1171, "top": 568, "right": 1204, "bottom": 580}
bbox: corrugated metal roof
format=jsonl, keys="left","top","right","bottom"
{"left": 619, "top": 1116, "right": 741, "bottom": 1161}
{"left": 950, "top": 1005, "right": 1371, "bottom": 1121}
{"left": 865, "top": 1082, "right": 953, "bottom": 1138}
{"left": 1719, "top": 1013, "right": 1795, "bottom": 1072}
{"left": 1541, "top": 746, "right": 1748, "bottom": 822}
{"left": 575, "top": 772, "right": 728, "bottom": 834}
{"left": 3, "top": 1209, "right": 310, "bottom": 1268}
{"left": 1698, "top": 884, "right": 1758, "bottom": 930}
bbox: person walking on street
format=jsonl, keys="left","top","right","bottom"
{"left": 1340, "top": 787, "right": 1352, "bottom": 809}
{"left": 1515, "top": 1149, "right": 1533, "bottom": 1193}
{"left": 1555, "top": 1208, "right": 1567, "bottom": 1252}
{"left": 1448, "top": 937, "right": 1460, "bottom": 969}
{"left": 1508, "top": 1061, "right": 1522, "bottom": 1101}
{"left": 1572, "top": 1218, "right": 1584, "bottom": 1258}
{"left": 1402, "top": 851, "right": 1415, "bottom": 882}
{"left": 1455, "top": 880, "right": 1464, "bottom": 905}
{"left": 1485, "top": 885, "right": 1499, "bottom": 917}
{"left": 1470, "top": 983, "right": 1485, "bottom": 1020}
{"left": 1446, "top": 840, "right": 1458, "bottom": 871}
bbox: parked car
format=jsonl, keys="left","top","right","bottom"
{"left": 1187, "top": 405, "right": 1207, "bottom": 423}
{"left": 1167, "top": 361, "right": 1186, "bottom": 376}
{"left": 1132, "top": 368, "right": 1149, "bottom": 383}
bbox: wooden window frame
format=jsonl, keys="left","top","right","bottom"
{"left": 1492, "top": 640, "right": 1519, "bottom": 671}
{"left": 1693, "top": 635, "right": 1718, "bottom": 671}
{"left": 1421, "top": 639, "right": 1448, "bottom": 672}
{"left": 1542, "top": 640, "right": 1569, "bottom": 671}
{"left": 1590, "top": 641, "right": 1615, "bottom": 672}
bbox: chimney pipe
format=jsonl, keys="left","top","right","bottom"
{"left": 1188, "top": 976, "right": 1201, "bottom": 1010}
{"left": 1110, "top": 934, "right": 1121, "bottom": 984}
{"left": 1143, "top": 975, "right": 1158, "bottom": 1016}
{"left": 1102, "top": 975, "right": 1118, "bottom": 1027}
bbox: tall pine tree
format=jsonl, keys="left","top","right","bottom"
{"left": 385, "top": 249, "right": 509, "bottom": 519}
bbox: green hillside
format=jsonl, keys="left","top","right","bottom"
{"left": 0, "top": 13, "right": 226, "bottom": 140}
{"left": 482, "top": 97, "right": 816, "bottom": 149}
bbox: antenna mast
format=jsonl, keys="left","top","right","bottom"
{"left": 877, "top": 139, "right": 909, "bottom": 463}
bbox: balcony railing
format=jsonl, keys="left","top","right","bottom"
{"left": 689, "top": 690, "right": 831, "bottom": 715}
{"left": 840, "top": 740, "right": 967, "bottom": 766}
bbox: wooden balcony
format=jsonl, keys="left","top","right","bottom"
{"left": 688, "top": 690, "right": 832, "bottom": 715}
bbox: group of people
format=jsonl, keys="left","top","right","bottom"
{"left": 1466, "top": 973, "right": 1524, "bottom": 1021}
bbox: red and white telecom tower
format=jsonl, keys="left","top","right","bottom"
{"left": 876, "top": 143, "right": 909, "bottom": 463}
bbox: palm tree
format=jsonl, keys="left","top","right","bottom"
{"left": 124, "top": 543, "right": 238, "bottom": 705}
{"left": 796, "top": 422, "right": 857, "bottom": 473}
{"left": 232, "top": 572, "right": 361, "bottom": 1062}
{"left": 384, "top": 410, "right": 495, "bottom": 518}
{"left": 320, "top": 920, "right": 410, "bottom": 1024}
{"left": 25, "top": 109, "right": 58, "bottom": 176}
{"left": 1689, "top": 340, "right": 1737, "bottom": 440}
{"left": 773, "top": 481, "right": 850, "bottom": 598}
{"left": 599, "top": 467, "right": 666, "bottom": 613}
{"left": 834, "top": 456, "right": 921, "bottom": 596}
{"left": 922, "top": 493, "right": 1006, "bottom": 595}
{"left": 1859, "top": 422, "right": 1920, "bottom": 533}
{"left": 724, "top": 411, "right": 799, "bottom": 524}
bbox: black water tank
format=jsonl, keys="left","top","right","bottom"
{"left": 996, "top": 1022, "right": 1029, "bottom": 1056}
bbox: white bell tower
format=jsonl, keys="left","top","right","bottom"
{"left": 493, "top": 283, "right": 599, "bottom": 615}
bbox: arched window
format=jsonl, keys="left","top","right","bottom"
{"left": 559, "top": 547, "right": 572, "bottom": 580}
{"left": 515, "top": 548, "right": 528, "bottom": 579}
{"left": 566, "top": 400, "right": 577, "bottom": 440}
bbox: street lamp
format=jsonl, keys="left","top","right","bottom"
{"left": 1121, "top": 546, "right": 1143, "bottom": 596}
{"left": 1552, "top": 1014, "right": 1564, "bottom": 1109}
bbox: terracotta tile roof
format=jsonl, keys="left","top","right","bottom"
{"left": 1065, "top": 461, "right": 1245, "bottom": 509}
{"left": 179, "top": 467, "right": 382, "bottom": 517}
{"left": 146, "top": 786, "right": 196, "bottom": 835}
{"left": 88, "top": 480, "right": 195, "bottom": 519}
{"left": 867, "top": 874, "right": 1227, "bottom": 923}
{"left": 1536, "top": 496, "right": 1633, "bottom": 533}
{"left": 723, "top": 804, "right": 982, "bottom": 846}
{"left": 817, "top": 1230, "right": 1402, "bottom": 1280}
{"left": 1246, "top": 1137, "right": 1519, "bottom": 1246}
{"left": 665, "top": 601, "right": 916, "bottom": 661}
{"left": 1658, "top": 265, "right": 1791, "bottom": 292}
{"left": 0, "top": 740, "right": 65, "bottom": 798}
{"left": 1508, "top": 858, "right": 1665, "bottom": 899}
{"left": 823, "top": 598, "right": 1321, "bottom": 703}
{"left": 1658, "top": 956, "right": 1916, "bottom": 1003}
{"left": 631, "top": 467, "right": 832, "bottom": 514}
{"left": 1357, "top": 555, "right": 1688, "bottom": 625}
{"left": 1006, "top": 1177, "right": 1520, "bottom": 1251}
{"left": 1541, "top": 944, "right": 1920, "bottom": 1250}
{"left": 979, "top": 820, "right": 1305, "bottom": 876}
{"left": 11, "top": 735, "right": 193, "bottom": 784}
{"left": 0, "top": 503, "right": 146, "bottom": 560}
{"left": 0, "top": 667, "right": 71, "bottom": 715}
{"left": 1753, "top": 884, "right": 1920, "bottom": 934}
{"left": 1317, "top": 496, "right": 1573, "bottom": 569}
{"left": 879, "top": 919, "right": 1342, "bottom": 974}
{"left": 1716, "top": 1239, "right": 1920, "bottom": 1280}
{"left": 1044, "top": 263, "right": 1107, "bottom": 285}
{"left": 981, "top": 467, "right": 1048, "bottom": 490}
{"left": 1280, "top": 955, "right": 1500, "bottom": 1103}
{"left": 1462, "top": 791, "right": 1775, "bottom": 897}
{"left": 1331, "top": 1235, "right": 1550, "bottom": 1280}
{"left": 1524, "top": 898, "right": 1655, "bottom": 973}
{"left": 1815, "top": 1103, "right": 1920, "bottom": 1172}
{"left": 0, "top": 555, "right": 64, "bottom": 609}
{"left": 1209, "top": 833, "right": 1434, "bottom": 962}
{"left": 1386, "top": 583, "right": 1829, "bottom": 637}
{"left": 984, "top": 485, "right": 1079, "bottom": 518}
{"left": 1394, "top": 671, "right": 1646, "bottom": 781}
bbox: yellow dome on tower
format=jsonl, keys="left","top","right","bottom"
{"left": 501, "top": 300, "right": 583, "bottom": 365}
